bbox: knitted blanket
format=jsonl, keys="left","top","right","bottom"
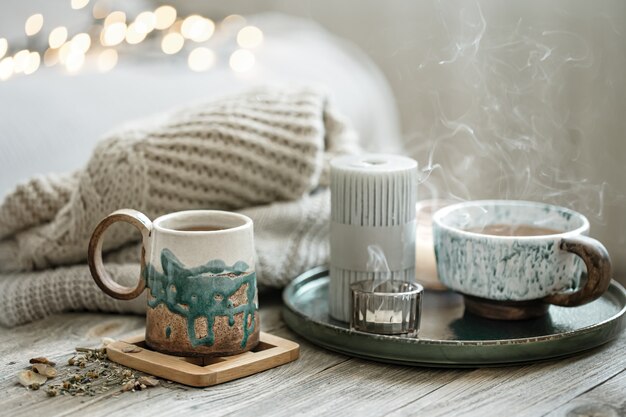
{"left": 0, "top": 86, "right": 359, "bottom": 327}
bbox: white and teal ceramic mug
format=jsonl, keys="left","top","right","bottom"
{"left": 433, "top": 200, "right": 612, "bottom": 319}
{"left": 88, "top": 209, "right": 259, "bottom": 356}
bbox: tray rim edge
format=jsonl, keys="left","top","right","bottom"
{"left": 282, "top": 267, "right": 626, "bottom": 347}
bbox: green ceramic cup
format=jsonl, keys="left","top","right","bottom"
{"left": 88, "top": 209, "right": 260, "bottom": 356}
{"left": 433, "top": 200, "right": 612, "bottom": 319}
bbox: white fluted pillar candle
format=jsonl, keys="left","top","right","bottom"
{"left": 329, "top": 154, "right": 418, "bottom": 322}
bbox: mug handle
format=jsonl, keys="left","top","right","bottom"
{"left": 88, "top": 209, "right": 152, "bottom": 300}
{"left": 543, "top": 235, "right": 612, "bottom": 307}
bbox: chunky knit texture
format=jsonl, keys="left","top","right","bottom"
{"left": 0, "top": 86, "right": 358, "bottom": 327}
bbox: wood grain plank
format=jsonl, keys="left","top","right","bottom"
{"left": 224, "top": 355, "right": 464, "bottom": 417}
{"left": 0, "top": 313, "right": 146, "bottom": 417}
{"left": 33, "top": 326, "right": 351, "bottom": 417}
{"left": 1, "top": 290, "right": 624, "bottom": 417}
{"left": 0, "top": 292, "right": 348, "bottom": 417}
{"left": 545, "top": 369, "right": 626, "bottom": 417}
{"left": 0, "top": 314, "right": 145, "bottom": 384}
{"left": 384, "top": 335, "right": 626, "bottom": 417}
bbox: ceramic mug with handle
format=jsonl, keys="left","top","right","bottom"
{"left": 433, "top": 200, "right": 612, "bottom": 320}
{"left": 88, "top": 209, "right": 259, "bottom": 356}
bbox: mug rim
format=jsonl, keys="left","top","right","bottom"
{"left": 153, "top": 210, "right": 253, "bottom": 236}
{"left": 432, "top": 199, "right": 589, "bottom": 240}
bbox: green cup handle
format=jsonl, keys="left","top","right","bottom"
{"left": 544, "top": 235, "right": 612, "bottom": 307}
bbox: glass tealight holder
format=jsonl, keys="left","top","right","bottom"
{"left": 350, "top": 280, "right": 423, "bottom": 337}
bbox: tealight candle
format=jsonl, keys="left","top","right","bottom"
{"left": 350, "top": 279, "right": 423, "bottom": 336}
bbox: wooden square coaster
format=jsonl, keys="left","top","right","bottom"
{"left": 106, "top": 332, "right": 299, "bottom": 387}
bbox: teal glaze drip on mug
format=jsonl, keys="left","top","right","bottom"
{"left": 146, "top": 249, "right": 257, "bottom": 348}
{"left": 88, "top": 209, "right": 260, "bottom": 357}
{"left": 432, "top": 200, "right": 612, "bottom": 308}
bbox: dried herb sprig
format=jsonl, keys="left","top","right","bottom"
{"left": 17, "top": 341, "right": 160, "bottom": 398}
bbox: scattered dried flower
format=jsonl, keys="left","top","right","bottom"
{"left": 17, "top": 370, "right": 47, "bottom": 387}
{"left": 137, "top": 376, "right": 159, "bottom": 387}
{"left": 22, "top": 345, "right": 161, "bottom": 398}
{"left": 30, "top": 357, "right": 56, "bottom": 366}
{"left": 32, "top": 363, "right": 57, "bottom": 378}
{"left": 75, "top": 347, "right": 92, "bottom": 353}
{"left": 121, "top": 380, "right": 135, "bottom": 392}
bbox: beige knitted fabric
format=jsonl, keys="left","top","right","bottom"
{"left": 0, "top": 85, "right": 358, "bottom": 327}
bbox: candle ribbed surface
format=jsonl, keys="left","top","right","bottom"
{"left": 329, "top": 154, "right": 418, "bottom": 322}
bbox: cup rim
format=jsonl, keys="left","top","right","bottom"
{"left": 153, "top": 210, "right": 253, "bottom": 236}
{"left": 432, "top": 199, "right": 589, "bottom": 240}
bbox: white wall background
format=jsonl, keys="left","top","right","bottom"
{"left": 177, "top": 0, "right": 626, "bottom": 276}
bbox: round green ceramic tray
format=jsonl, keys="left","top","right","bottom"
{"left": 282, "top": 267, "right": 626, "bottom": 367}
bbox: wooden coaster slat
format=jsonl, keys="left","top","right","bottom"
{"left": 119, "top": 333, "right": 145, "bottom": 344}
{"left": 107, "top": 331, "right": 299, "bottom": 387}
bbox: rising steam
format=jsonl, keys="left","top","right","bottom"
{"left": 406, "top": 1, "right": 624, "bottom": 224}
{"left": 366, "top": 244, "right": 392, "bottom": 291}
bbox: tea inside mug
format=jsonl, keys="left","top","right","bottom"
{"left": 176, "top": 225, "right": 227, "bottom": 232}
{"left": 435, "top": 200, "right": 587, "bottom": 236}
{"left": 466, "top": 224, "right": 561, "bottom": 236}
{"left": 155, "top": 210, "right": 251, "bottom": 233}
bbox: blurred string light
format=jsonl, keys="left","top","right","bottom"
{"left": 43, "top": 48, "right": 58, "bottom": 67}
{"left": 13, "top": 49, "right": 31, "bottom": 73}
{"left": 25, "top": 14, "right": 44, "bottom": 36}
{"left": 24, "top": 52, "right": 40, "bottom": 74}
{"left": 58, "top": 43, "right": 72, "bottom": 64}
{"left": 0, "top": 4, "right": 261, "bottom": 81}
{"left": 221, "top": 14, "right": 247, "bottom": 29}
{"left": 92, "top": 0, "right": 109, "bottom": 19}
{"left": 170, "top": 19, "right": 184, "bottom": 34}
{"left": 102, "top": 22, "right": 127, "bottom": 46}
{"left": 229, "top": 49, "right": 255, "bottom": 73}
{"left": 154, "top": 6, "right": 177, "bottom": 30}
{"left": 49, "top": 26, "right": 68, "bottom": 49}
{"left": 125, "top": 23, "right": 147, "bottom": 45}
{"left": 0, "top": 57, "right": 14, "bottom": 80}
{"left": 72, "top": 33, "right": 91, "bottom": 53}
{"left": 97, "top": 48, "right": 117, "bottom": 72}
{"left": 181, "top": 15, "right": 214, "bottom": 42}
{"left": 188, "top": 47, "right": 216, "bottom": 72}
{"left": 104, "top": 11, "right": 126, "bottom": 26}
{"left": 161, "top": 32, "right": 184, "bottom": 54}
{"left": 236, "top": 26, "right": 263, "bottom": 49}
{"left": 134, "top": 11, "right": 156, "bottom": 34}
{"left": 65, "top": 51, "right": 85, "bottom": 72}
{"left": 71, "top": 0, "right": 90, "bottom": 10}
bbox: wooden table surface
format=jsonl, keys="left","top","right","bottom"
{"left": 1, "top": 290, "right": 624, "bottom": 417}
